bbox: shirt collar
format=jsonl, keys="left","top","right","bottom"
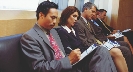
{"left": 91, "top": 19, "right": 93, "bottom": 22}
{"left": 81, "top": 16, "right": 88, "bottom": 24}
{"left": 36, "top": 23, "right": 47, "bottom": 34}
{"left": 91, "top": 20, "right": 99, "bottom": 26}
{"left": 62, "top": 25, "right": 75, "bottom": 35}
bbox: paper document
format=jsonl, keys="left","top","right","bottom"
{"left": 111, "top": 29, "right": 131, "bottom": 39}
{"left": 73, "top": 44, "right": 97, "bottom": 65}
{"left": 102, "top": 39, "right": 120, "bottom": 50}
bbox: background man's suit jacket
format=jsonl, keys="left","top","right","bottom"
{"left": 75, "top": 17, "right": 97, "bottom": 47}
{"left": 88, "top": 20, "right": 107, "bottom": 42}
{"left": 89, "top": 20, "right": 133, "bottom": 72}
{"left": 20, "top": 24, "right": 72, "bottom": 72}
{"left": 95, "top": 18, "right": 114, "bottom": 36}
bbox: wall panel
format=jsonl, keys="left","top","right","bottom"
{"left": 111, "top": 0, "right": 133, "bottom": 30}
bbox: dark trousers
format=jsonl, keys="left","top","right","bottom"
{"left": 71, "top": 46, "right": 117, "bottom": 72}
{"left": 117, "top": 41, "right": 133, "bottom": 72}
{"left": 123, "top": 31, "right": 133, "bottom": 47}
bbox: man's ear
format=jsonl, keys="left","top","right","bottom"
{"left": 85, "top": 8, "right": 88, "bottom": 10}
{"left": 84, "top": 8, "right": 88, "bottom": 12}
{"left": 39, "top": 12, "right": 45, "bottom": 19}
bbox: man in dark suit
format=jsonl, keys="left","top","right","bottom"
{"left": 95, "top": 9, "right": 133, "bottom": 53}
{"left": 90, "top": 10, "right": 133, "bottom": 72}
{"left": 75, "top": 2, "right": 132, "bottom": 72}
{"left": 20, "top": 1, "right": 117, "bottom": 72}
{"left": 95, "top": 9, "right": 113, "bottom": 36}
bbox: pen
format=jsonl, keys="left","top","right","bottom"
{"left": 67, "top": 47, "right": 73, "bottom": 51}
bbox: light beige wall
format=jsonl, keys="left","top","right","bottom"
{"left": 0, "top": 10, "right": 61, "bottom": 37}
{"left": 0, "top": 19, "right": 36, "bottom": 37}
{"left": 117, "top": 0, "right": 133, "bottom": 30}
{"left": 110, "top": 0, "right": 119, "bottom": 29}
{"left": 110, "top": 0, "right": 133, "bottom": 30}
{"left": 0, "top": 10, "right": 36, "bottom": 37}
{"left": 0, "top": 10, "right": 36, "bottom": 20}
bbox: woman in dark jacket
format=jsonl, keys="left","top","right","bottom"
{"left": 58, "top": 6, "right": 128, "bottom": 72}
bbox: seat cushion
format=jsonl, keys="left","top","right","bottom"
{"left": 0, "top": 34, "right": 23, "bottom": 72}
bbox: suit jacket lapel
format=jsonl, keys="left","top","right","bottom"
{"left": 33, "top": 24, "right": 66, "bottom": 57}
{"left": 33, "top": 24, "right": 53, "bottom": 50}
{"left": 79, "top": 17, "right": 93, "bottom": 33}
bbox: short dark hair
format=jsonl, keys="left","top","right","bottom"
{"left": 98, "top": 9, "right": 107, "bottom": 12}
{"left": 36, "top": 1, "right": 58, "bottom": 20}
{"left": 59, "top": 6, "right": 81, "bottom": 26}
{"left": 82, "top": 2, "right": 97, "bottom": 12}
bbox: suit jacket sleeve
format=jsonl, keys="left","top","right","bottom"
{"left": 75, "top": 22, "right": 94, "bottom": 47}
{"left": 20, "top": 33, "right": 72, "bottom": 72}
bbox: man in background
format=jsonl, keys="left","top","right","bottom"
{"left": 75, "top": 2, "right": 132, "bottom": 72}
{"left": 95, "top": 9, "right": 133, "bottom": 54}
{"left": 91, "top": 9, "right": 133, "bottom": 72}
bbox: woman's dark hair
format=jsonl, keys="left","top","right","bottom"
{"left": 36, "top": 1, "right": 58, "bottom": 20}
{"left": 58, "top": 6, "right": 81, "bottom": 26}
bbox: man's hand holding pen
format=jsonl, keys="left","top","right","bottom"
{"left": 67, "top": 47, "right": 81, "bottom": 65}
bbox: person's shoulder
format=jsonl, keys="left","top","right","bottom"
{"left": 49, "top": 29, "right": 57, "bottom": 35}
{"left": 53, "top": 26, "right": 61, "bottom": 32}
{"left": 76, "top": 17, "right": 82, "bottom": 23}
{"left": 95, "top": 18, "right": 101, "bottom": 23}
{"left": 25, "top": 28, "right": 35, "bottom": 34}
{"left": 57, "top": 27, "right": 68, "bottom": 34}
{"left": 22, "top": 24, "right": 39, "bottom": 35}
{"left": 76, "top": 17, "right": 86, "bottom": 25}
{"left": 75, "top": 19, "right": 84, "bottom": 28}
{"left": 21, "top": 27, "right": 38, "bottom": 40}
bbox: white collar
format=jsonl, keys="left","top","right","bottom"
{"left": 91, "top": 19, "right": 93, "bottom": 22}
{"left": 62, "top": 25, "right": 76, "bottom": 36}
{"left": 81, "top": 16, "right": 88, "bottom": 24}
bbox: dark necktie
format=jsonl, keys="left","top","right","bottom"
{"left": 88, "top": 22, "right": 103, "bottom": 45}
{"left": 48, "top": 33, "right": 64, "bottom": 60}
{"left": 100, "top": 20, "right": 112, "bottom": 33}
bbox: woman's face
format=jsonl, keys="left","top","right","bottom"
{"left": 67, "top": 12, "right": 79, "bottom": 27}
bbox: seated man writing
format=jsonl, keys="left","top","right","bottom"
{"left": 20, "top": 1, "right": 116, "bottom": 72}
